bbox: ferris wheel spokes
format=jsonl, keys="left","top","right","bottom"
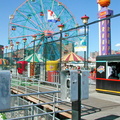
{"left": 8, "top": 0, "right": 78, "bottom": 60}
{"left": 17, "top": 10, "right": 43, "bottom": 30}
{"left": 28, "top": 1, "right": 47, "bottom": 30}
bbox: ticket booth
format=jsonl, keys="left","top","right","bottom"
{"left": 96, "top": 54, "right": 120, "bottom": 95}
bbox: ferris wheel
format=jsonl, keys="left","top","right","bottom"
{"left": 8, "top": 0, "right": 79, "bottom": 60}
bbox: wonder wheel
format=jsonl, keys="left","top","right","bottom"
{"left": 8, "top": 0, "right": 79, "bottom": 60}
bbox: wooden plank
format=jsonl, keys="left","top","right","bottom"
{"left": 11, "top": 87, "right": 72, "bottom": 118}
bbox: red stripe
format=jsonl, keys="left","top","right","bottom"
{"left": 96, "top": 78, "right": 120, "bottom": 82}
{"left": 73, "top": 54, "right": 79, "bottom": 61}
{"left": 65, "top": 54, "right": 71, "bottom": 61}
{"left": 63, "top": 52, "right": 84, "bottom": 61}
{"left": 78, "top": 56, "right": 84, "bottom": 61}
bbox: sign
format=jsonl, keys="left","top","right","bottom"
{"left": 97, "top": 65, "right": 105, "bottom": 73}
{"left": 98, "top": 7, "right": 113, "bottom": 19}
{"left": 74, "top": 36, "right": 87, "bottom": 52}
{"left": 47, "top": 10, "right": 58, "bottom": 22}
{"left": 98, "top": 7, "right": 113, "bottom": 55}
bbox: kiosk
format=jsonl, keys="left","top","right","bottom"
{"left": 96, "top": 54, "right": 120, "bottom": 95}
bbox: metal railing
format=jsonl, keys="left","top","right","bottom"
{"left": 0, "top": 74, "right": 70, "bottom": 120}
{"left": 6, "top": 97, "right": 60, "bottom": 120}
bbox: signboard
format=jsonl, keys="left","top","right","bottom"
{"left": 74, "top": 36, "right": 87, "bottom": 52}
{"left": 98, "top": 7, "right": 113, "bottom": 55}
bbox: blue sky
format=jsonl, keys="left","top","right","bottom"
{"left": 0, "top": 0, "right": 120, "bottom": 53}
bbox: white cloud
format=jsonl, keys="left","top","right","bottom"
{"left": 115, "top": 43, "right": 120, "bottom": 47}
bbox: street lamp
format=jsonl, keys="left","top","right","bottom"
{"left": 10, "top": 44, "right": 14, "bottom": 69}
{"left": 22, "top": 38, "right": 27, "bottom": 61}
{"left": 16, "top": 42, "right": 20, "bottom": 76}
{"left": 1, "top": 47, "right": 4, "bottom": 57}
{"left": 5, "top": 46, "right": 8, "bottom": 57}
{"left": 1, "top": 47, "right": 4, "bottom": 70}
{"left": 32, "top": 35, "right": 37, "bottom": 78}
{"left": 81, "top": 15, "right": 89, "bottom": 70}
{"left": 81, "top": 15, "right": 89, "bottom": 24}
{"left": 16, "top": 42, "right": 20, "bottom": 58}
{"left": 58, "top": 24, "right": 64, "bottom": 72}
{"left": 32, "top": 35, "right": 37, "bottom": 63}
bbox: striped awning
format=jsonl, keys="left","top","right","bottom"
{"left": 58, "top": 52, "right": 84, "bottom": 62}
{"left": 0, "top": 59, "right": 9, "bottom": 65}
{"left": 21, "top": 53, "right": 46, "bottom": 62}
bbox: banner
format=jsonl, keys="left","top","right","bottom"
{"left": 47, "top": 10, "right": 58, "bottom": 22}
{"left": 74, "top": 36, "right": 87, "bottom": 52}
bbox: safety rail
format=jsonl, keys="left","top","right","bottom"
{"left": 1, "top": 90, "right": 70, "bottom": 120}
{"left": 11, "top": 75, "right": 61, "bottom": 103}
{"left": 8, "top": 75, "right": 72, "bottom": 120}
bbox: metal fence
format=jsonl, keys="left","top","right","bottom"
{"left": 0, "top": 74, "right": 71, "bottom": 120}
{"left": 6, "top": 97, "right": 60, "bottom": 120}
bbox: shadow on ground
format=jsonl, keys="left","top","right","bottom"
{"left": 81, "top": 104, "right": 101, "bottom": 116}
{"left": 95, "top": 115, "right": 120, "bottom": 120}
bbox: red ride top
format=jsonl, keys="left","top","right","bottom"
{"left": 97, "top": 0, "right": 110, "bottom": 7}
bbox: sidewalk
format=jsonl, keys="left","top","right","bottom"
{"left": 81, "top": 84, "right": 120, "bottom": 120}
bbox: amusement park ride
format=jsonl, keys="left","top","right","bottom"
{"left": 97, "top": 0, "right": 113, "bottom": 55}
{"left": 8, "top": 0, "right": 80, "bottom": 61}
{"left": 1, "top": 0, "right": 120, "bottom": 119}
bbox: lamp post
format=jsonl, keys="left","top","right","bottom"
{"left": 16, "top": 42, "right": 20, "bottom": 76}
{"left": 10, "top": 44, "right": 14, "bottom": 69}
{"left": 81, "top": 15, "right": 89, "bottom": 70}
{"left": 22, "top": 38, "right": 27, "bottom": 61}
{"left": 58, "top": 24, "right": 64, "bottom": 72}
{"left": 32, "top": 35, "right": 37, "bottom": 63}
{"left": 5, "top": 46, "right": 8, "bottom": 57}
{"left": 1, "top": 47, "right": 4, "bottom": 57}
{"left": 1, "top": 47, "right": 4, "bottom": 70}
{"left": 16, "top": 42, "right": 20, "bottom": 58}
{"left": 32, "top": 35, "right": 37, "bottom": 78}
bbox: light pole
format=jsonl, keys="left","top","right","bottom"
{"left": 5, "top": 46, "right": 8, "bottom": 58}
{"left": 10, "top": 44, "right": 14, "bottom": 69}
{"left": 16, "top": 42, "right": 20, "bottom": 76}
{"left": 1, "top": 47, "right": 4, "bottom": 70}
{"left": 32, "top": 35, "right": 37, "bottom": 78}
{"left": 81, "top": 15, "right": 89, "bottom": 70}
{"left": 58, "top": 24, "right": 64, "bottom": 72}
{"left": 32, "top": 35, "right": 37, "bottom": 63}
{"left": 16, "top": 42, "right": 20, "bottom": 59}
{"left": 22, "top": 38, "right": 27, "bottom": 61}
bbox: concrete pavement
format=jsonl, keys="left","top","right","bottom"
{"left": 81, "top": 84, "right": 120, "bottom": 120}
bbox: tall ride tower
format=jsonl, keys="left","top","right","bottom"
{"left": 97, "top": 0, "right": 113, "bottom": 55}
